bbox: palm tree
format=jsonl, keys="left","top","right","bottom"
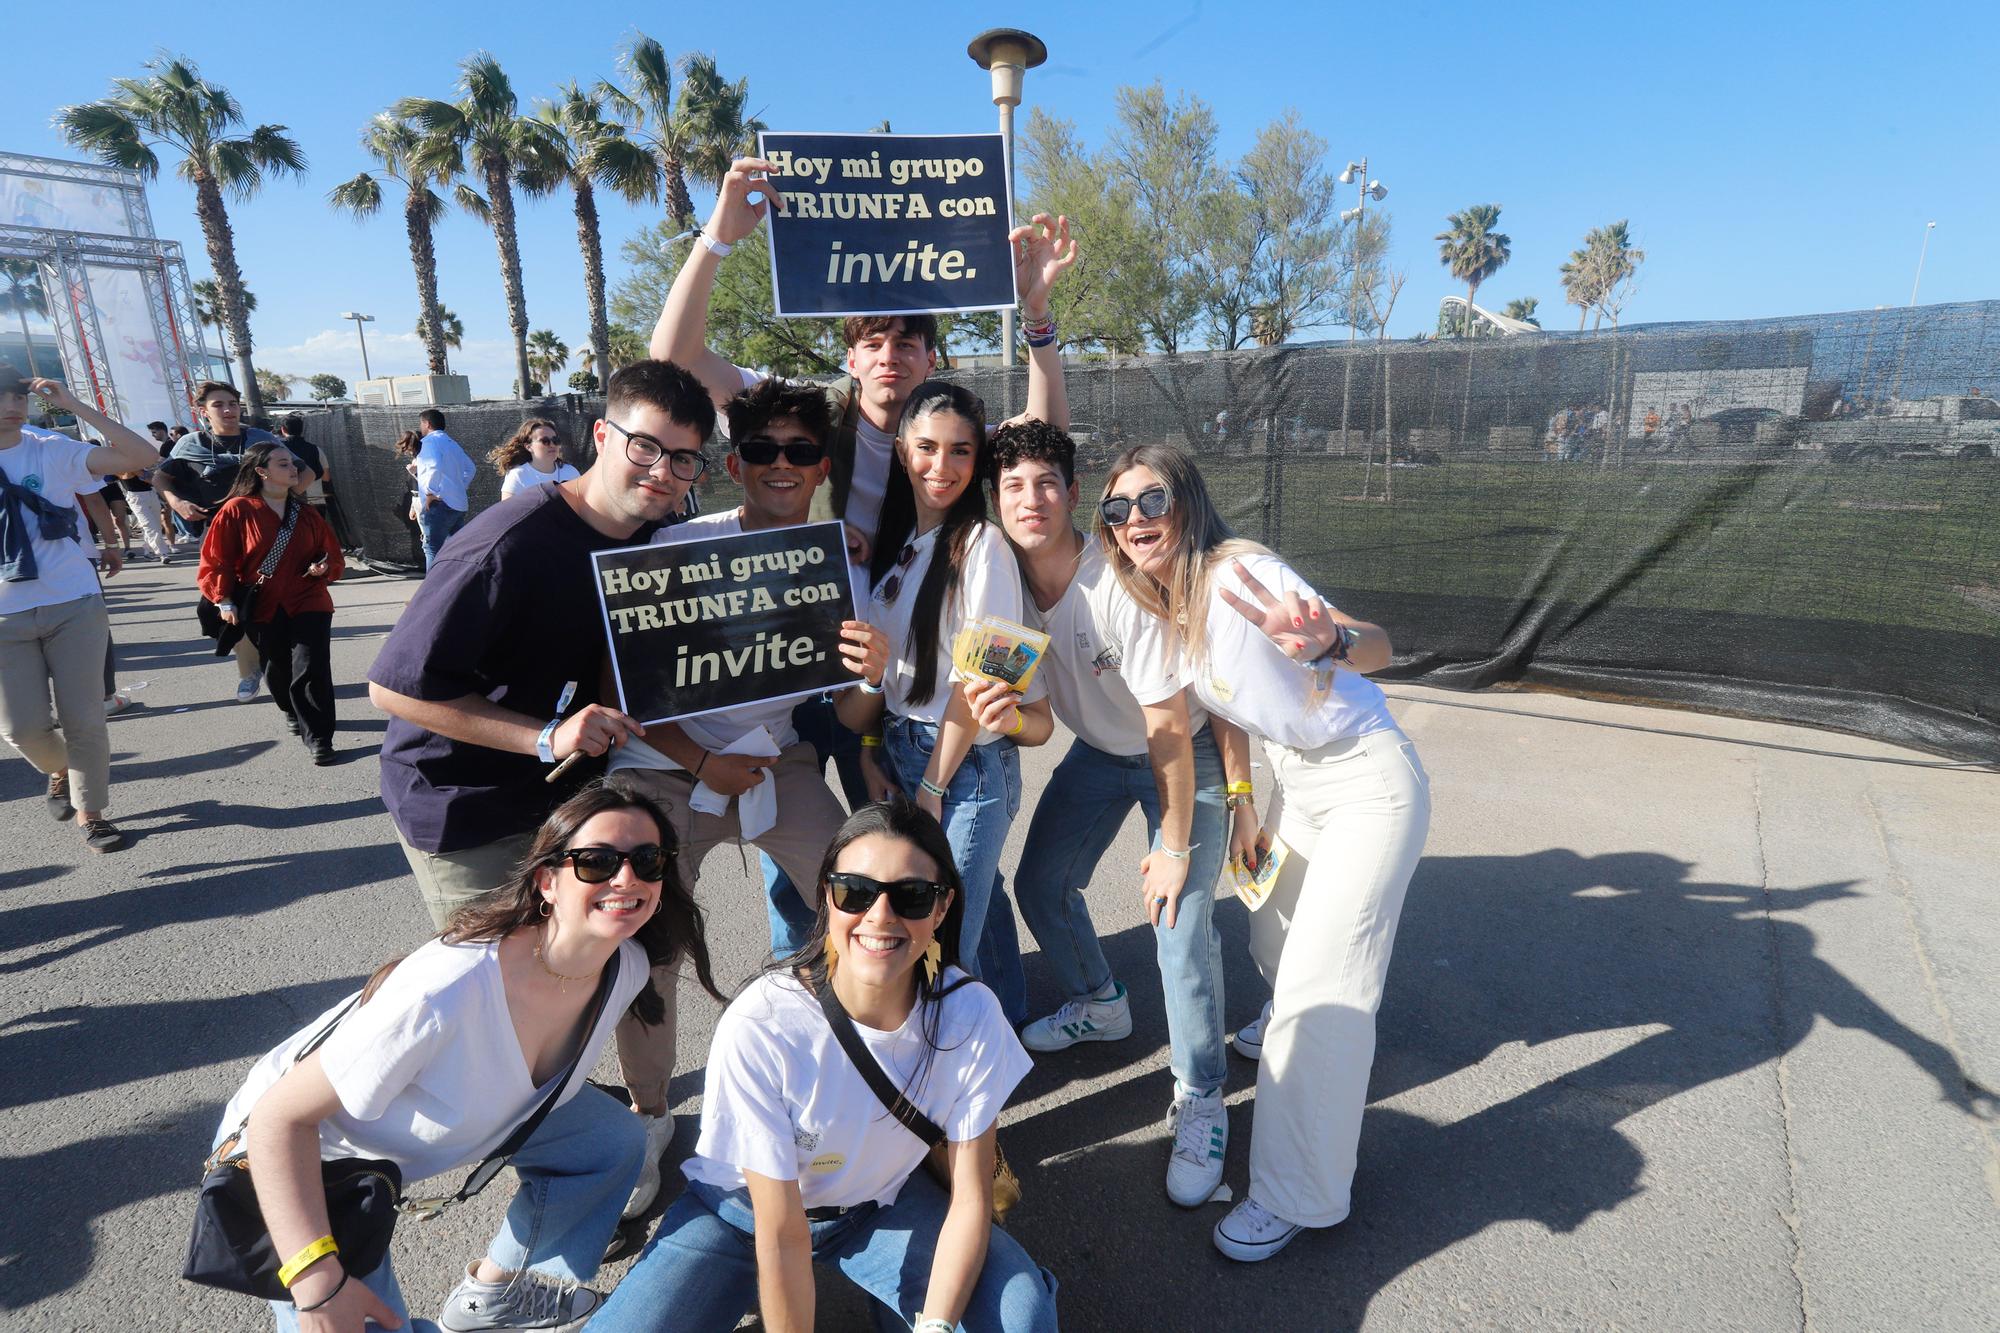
{"left": 605, "top": 322, "right": 645, "bottom": 373}
{"left": 521, "top": 83, "right": 659, "bottom": 397}
{"left": 1435, "top": 204, "right": 1511, "bottom": 338}
{"left": 526, "top": 329, "right": 569, "bottom": 391}
{"left": 193, "top": 279, "right": 256, "bottom": 384}
{"left": 418, "top": 304, "right": 466, "bottom": 372}
{"left": 1586, "top": 221, "right": 1644, "bottom": 330}
{"left": 398, "top": 54, "right": 560, "bottom": 401}
{"left": 329, "top": 113, "right": 453, "bottom": 374}
{"left": 603, "top": 37, "right": 763, "bottom": 227}
{"left": 55, "top": 55, "right": 306, "bottom": 417}
{"left": 1502, "top": 296, "right": 1541, "bottom": 327}
{"left": 1, "top": 261, "right": 50, "bottom": 378}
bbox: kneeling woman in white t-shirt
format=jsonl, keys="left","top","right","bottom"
{"left": 218, "top": 783, "right": 721, "bottom": 1330}
{"left": 1098, "top": 444, "right": 1432, "bottom": 1265}
{"left": 593, "top": 800, "right": 1058, "bottom": 1333}
{"left": 490, "top": 417, "right": 582, "bottom": 501}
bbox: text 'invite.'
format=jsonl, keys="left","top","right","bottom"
{"left": 759, "top": 131, "right": 1017, "bottom": 318}
{"left": 594, "top": 521, "right": 858, "bottom": 726}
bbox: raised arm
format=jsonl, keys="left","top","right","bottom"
{"left": 1014, "top": 215, "right": 1077, "bottom": 432}
{"left": 29, "top": 380, "right": 160, "bottom": 477}
{"left": 652, "top": 157, "right": 786, "bottom": 411}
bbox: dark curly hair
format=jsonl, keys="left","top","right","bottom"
{"left": 725, "top": 377, "right": 834, "bottom": 447}
{"left": 988, "top": 416, "right": 1075, "bottom": 487}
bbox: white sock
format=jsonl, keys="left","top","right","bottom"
{"left": 1090, "top": 979, "right": 1122, "bottom": 1004}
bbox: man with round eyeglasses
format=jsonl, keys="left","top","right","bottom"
{"left": 368, "top": 363, "right": 719, "bottom": 1213}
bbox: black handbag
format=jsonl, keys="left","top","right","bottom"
{"left": 184, "top": 951, "right": 621, "bottom": 1301}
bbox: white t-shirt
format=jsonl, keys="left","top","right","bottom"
{"left": 219, "top": 937, "right": 649, "bottom": 1184}
{"left": 606, "top": 509, "right": 821, "bottom": 771}
{"left": 682, "top": 969, "right": 1030, "bottom": 1209}
{"left": 1126, "top": 552, "right": 1394, "bottom": 752}
{"left": 869, "top": 521, "right": 1038, "bottom": 740}
{"left": 0, "top": 427, "right": 103, "bottom": 616}
{"left": 1026, "top": 538, "right": 1206, "bottom": 758}
{"left": 501, "top": 461, "right": 581, "bottom": 501}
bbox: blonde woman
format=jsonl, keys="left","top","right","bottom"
{"left": 1096, "top": 444, "right": 1431, "bottom": 1263}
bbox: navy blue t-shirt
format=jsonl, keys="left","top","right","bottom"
{"left": 368, "top": 484, "right": 650, "bottom": 852}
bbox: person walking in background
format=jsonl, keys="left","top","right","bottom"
{"left": 157, "top": 381, "right": 271, "bottom": 701}
{"left": 412, "top": 407, "right": 476, "bottom": 568}
{"left": 121, "top": 421, "right": 176, "bottom": 564}
{"left": 492, "top": 417, "right": 582, "bottom": 501}
{"left": 198, "top": 442, "right": 346, "bottom": 765}
{"left": 0, "top": 373, "right": 161, "bottom": 853}
{"left": 1099, "top": 443, "right": 1431, "bottom": 1265}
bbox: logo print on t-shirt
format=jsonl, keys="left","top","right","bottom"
{"left": 23, "top": 474, "right": 42, "bottom": 492}
{"left": 793, "top": 1127, "right": 820, "bottom": 1152}
{"left": 1080, "top": 631, "right": 1121, "bottom": 678}
{"left": 808, "top": 1152, "right": 846, "bottom": 1174}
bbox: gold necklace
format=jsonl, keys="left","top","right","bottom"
{"left": 532, "top": 924, "right": 596, "bottom": 992}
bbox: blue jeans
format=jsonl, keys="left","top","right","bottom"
{"left": 763, "top": 693, "right": 870, "bottom": 955}
{"left": 593, "top": 1173, "right": 1059, "bottom": 1332}
{"left": 262, "top": 1085, "right": 646, "bottom": 1331}
{"left": 418, "top": 502, "right": 467, "bottom": 568}
{"left": 883, "top": 717, "right": 1027, "bottom": 1026}
{"left": 1014, "top": 726, "right": 1231, "bottom": 1094}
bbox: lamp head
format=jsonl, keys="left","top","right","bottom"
{"left": 1367, "top": 182, "right": 1388, "bottom": 201}
{"left": 968, "top": 28, "right": 1047, "bottom": 107}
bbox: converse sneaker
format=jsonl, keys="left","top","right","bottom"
{"left": 1213, "top": 1196, "right": 1305, "bottom": 1262}
{"left": 234, "top": 671, "right": 261, "bottom": 704}
{"left": 622, "top": 1111, "right": 675, "bottom": 1219}
{"left": 1164, "top": 1087, "right": 1227, "bottom": 1207}
{"left": 439, "top": 1264, "right": 604, "bottom": 1330}
{"left": 1019, "top": 981, "right": 1133, "bottom": 1052}
{"left": 46, "top": 772, "right": 74, "bottom": 823}
{"left": 1231, "top": 1000, "right": 1274, "bottom": 1060}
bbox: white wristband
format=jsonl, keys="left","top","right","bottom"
{"left": 699, "top": 232, "right": 733, "bottom": 258}
{"left": 536, "top": 717, "right": 560, "bottom": 765}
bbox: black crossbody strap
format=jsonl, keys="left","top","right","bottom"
{"left": 815, "top": 978, "right": 946, "bottom": 1149}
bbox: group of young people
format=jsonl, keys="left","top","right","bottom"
{"left": 190, "top": 157, "right": 1432, "bottom": 1332}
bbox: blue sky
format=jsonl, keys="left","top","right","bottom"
{"left": 10, "top": 0, "right": 1987, "bottom": 396}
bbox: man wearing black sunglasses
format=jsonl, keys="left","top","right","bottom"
{"left": 606, "top": 377, "right": 884, "bottom": 956}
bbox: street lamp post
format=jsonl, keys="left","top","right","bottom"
{"left": 1908, "top": 221, "right": 1936, "bottom": 307}
{"left": 969, "top": 27, "right": 1047, "bottom": 416}
{"left": 340, "top": 311, "right": 376, "bottom": 383}
{"left": 1337, "top": 159, "right": 1388, "bottom": 455}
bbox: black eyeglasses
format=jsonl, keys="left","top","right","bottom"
{"left": 606, "top": 419, "right": 709, "bottom": 481}
{"left": 1099, "top": 485, "right": 1173, "bottom": 528}
{"left": 826, "top": 871, "right": 950, "bottom": 919}
{"left": 876, "top": 543, "right": 919, "bottom": 606}
{"left": 555, "top": 844, "right": 667, "bottom": 883}
{"left": 736, "top": 436, "right": 827, "bottom": 468}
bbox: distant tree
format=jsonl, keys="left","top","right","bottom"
{"left": 399, "top": 53, "right": 560, "bottom": 400}
{"left": 0, "top": 260, "right": 50, "bottom": 378}
{"left": 605, "top": 321, "right": 646, "bottom": 372}
{"left": 611, "top": 223, "right": 841, "bottom": 377}
{"left": 308, "top": 373, "right": 348, "bottom": 401}
{"left": 513, "top": 377, "right": 544, "bottom": 397}
{"left": 1502, "top": 296, "right": 1541, "bottom": 327}
{"left": 1435, "top": 204, "right": 1511, "bottom": 338}
{"left": 328, "top": 113, "right": 453, "bottom": 374}
{"left": 1103, "top": 83, "right": 1231, "bottom": 356}
{"left": 602, "top": 38, "right": 763, "bottom": 228}
{"left": 56, "top": 55, "right": 306, "bottom": 417}
{"left": 526, "top": 329, "right": 570, "bottom": 389}
{"left": 1561, "top": 221, "right": 1644, "bottom": 332}
{"left": 254, "top": 368, "right": 293, "bottom": 403}
{"left": 568, "top": 369, "right": 599, "bottom": 393}
{"left": 1020, "top": 107, "right": 1146, "bottom": 354}
{"left": 419, "top": 304, "right": 466, "bottom": 371}
{"left": 1234, "top": 108, "right": 1344, "bottom": 345}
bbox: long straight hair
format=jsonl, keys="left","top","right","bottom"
{"left": 1096, "top": 443, "right": 1267, "bottom": 666}
{"left": 869, "top": 383, "right": 990, "bottom": 707}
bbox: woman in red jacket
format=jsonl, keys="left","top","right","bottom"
{"left": 199, "top": 442, "right": 346, "bottom": 764}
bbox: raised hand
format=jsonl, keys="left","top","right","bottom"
{"left": 1219, "top": 558, "right": 1337, "bottom": 662}
{"left": 706, "top": 157, "right": 787, "bottom": 246}
{"left": 1010, "top": 213, "right": 1077, "bottom": 318}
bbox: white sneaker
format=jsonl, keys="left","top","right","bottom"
{"left": 1164, "top": 1087, "right": 1227, "bottom": 1207}
{"left": 622, "top": 1111, "right": 674, "bottom": 1219}
{"left": 1019, "top": 982, "right": 1133, "bottom": 1052}
{"left": 1213, "top": 1195, "right": 1305, "bottom": 1262}
{"left": 1231, "top": 1000, "right": 1274, "bottom": 1060}
{"left": 438, "top": 1262, "right": 605, "bottom": 1329}
{"left": 234, "top": 671, "right": 260, "bottom": 704}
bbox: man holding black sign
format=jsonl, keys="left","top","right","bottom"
{"left": 605, "top": 379, "right": 888, "bottom": 949}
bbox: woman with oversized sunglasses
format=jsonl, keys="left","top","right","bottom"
{"left": 214, "top": 784, "right": 722, "bottom": 1329}
{"left": 490, "top": 417, "right": 581, "bottom": 501}
{"left": 833, "top": 383, "right": 1055, "bottom": 1029}
{"left": 1098, "top": 444, "right": 1432, "bottom": 1266}
{"left": 595, "top": 800, "right": 1057, "bottom": 1332}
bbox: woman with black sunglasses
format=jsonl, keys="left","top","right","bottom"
{"left": 1098, "top": 444, "right": 1431, "bottom": 1266}
{"left": 832, "top": 383, "right": 1055, "bottom": 1028}
{"left": 215, "top": 784, "right": 722, "bottom": 1330}
{"left": 595, "top": 800, "right": 1057, "bottom": 1332}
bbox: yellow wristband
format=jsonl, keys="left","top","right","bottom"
{"left": 859, "top": 734, "right": 883, "bottom": 748}
{"left": 1226, "top": 780, "right": 1254, "bottom": 795}
{"left": 278, "top": 1234, "right": 339, "bottom": 1288}
{"left": 1008, "top": 712, "right": 1026, "bottom": 737}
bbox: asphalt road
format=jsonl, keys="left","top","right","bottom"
{"left": 3, "top": 559, "right": 1995, "bottom": 1331}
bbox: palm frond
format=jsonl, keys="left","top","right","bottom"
{"left": 619, "top": 34, "right": 674, "bottom": 119}
{"left": 394, "top": 97, "right": 465, "bottom": 140}
{"left": 327, "top": 171, "right": 384, "bottom": 217}
{"left": 454, "top": 183, "right": 493, "bottom": 224}
{"left": 208, "top": 139, "right": 266, "bottom": 198}
{"left": 409, "top": 186, "right": 449, "bottom": 229}
{"left": 242, "top": 124, "right": 308, "bottom": 174}
{"left": 52, "top": 102, "right": 163, "bottom": 176}
{"left": 458, "top": 52, "right": 518, "bottom": 120}
{"left": 592, "top": 136, "right": 661, "bottom": 203}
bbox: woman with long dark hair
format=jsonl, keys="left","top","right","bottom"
{"left": 197, "top": 442, "right": 345, "bottom": 763}
{"left": 834, "top": 383, "right": 1053, "bottom": 1026}
{"left": 490, "top": 417, "right": 580, "bottom": 501}
{"left": 594, "top": 800, "right": 1056, "bottom": 1332}
{"left": 217, "top": 783, "right": 720, "bottom": 1330}
{"left": 1097, "top": 443, "right": 1431, "bottom": 1264}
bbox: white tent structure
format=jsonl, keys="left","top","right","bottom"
{"left": 1438, "top": 295, "right": 1546, "bottom": 337}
